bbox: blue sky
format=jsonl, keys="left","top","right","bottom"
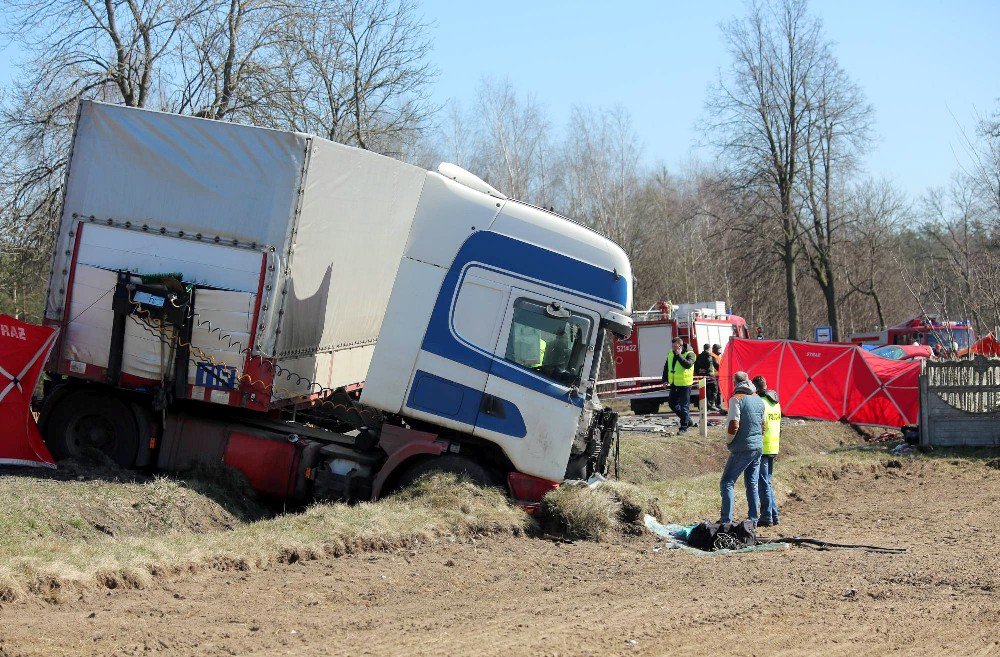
{"left": 1, "top": 1, "right": 997, "bottom": 198}
{"left": 418, "top": 0, "right": 999, "bottom": 198}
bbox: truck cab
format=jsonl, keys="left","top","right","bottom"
{"left": 362, "top": 170, "right": 633, "bottom": 485}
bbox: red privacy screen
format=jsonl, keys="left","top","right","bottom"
{"left": 0, "top": 315, "right": 58, "bottom": 468}
{"left": 719, "top": 338, "right": 919, "bottom": 428}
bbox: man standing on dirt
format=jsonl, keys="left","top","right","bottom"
{"left": 720, "top": 371, "right": 765, "bottom": 524}
{"left": 663, "top": 337, "right": 695, "bottom": 434}
{"left": 753, "top": 375, "right": 781, "bottom": 527}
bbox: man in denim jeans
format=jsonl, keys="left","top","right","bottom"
{"left": 719, "top": 371, "right": 766, "bottom": 524}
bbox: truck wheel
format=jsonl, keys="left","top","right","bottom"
{"left": 395, "top": 455, "right": 495, "bottom": 490}
{"left": 43, "top": 390, "right": 140, "bottom": 468}
{"left": 630, "top": 399, "right": 660, "bottom": 415}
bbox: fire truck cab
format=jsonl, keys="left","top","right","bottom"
{"left": 848, "top": 315, "right": 975, "bottom": 355}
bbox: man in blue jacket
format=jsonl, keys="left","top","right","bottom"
{"left": 720, "top": 371, "right": 766, "bottom": 524}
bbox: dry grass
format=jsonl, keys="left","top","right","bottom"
{"left": 537, "top": 480, "right": 663, "bottom": 540}
{"left": 0, "top": 472, "right": 527, "bottom": 602}
{"left": 636, "top": 445, "right": 922, "bottom": 524}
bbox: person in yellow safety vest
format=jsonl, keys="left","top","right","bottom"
{"left": 753, "top": 375, "right": 781, "bottom": 527}
{"left": 662, "top": 337, "right": 695, "bottom": 434}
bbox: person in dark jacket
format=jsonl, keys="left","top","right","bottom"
{"left": 694, "top": 343, "right": 720, "bottom": 412}
{"left": 710, "top": 344, "right": 723, "bottom": 409}
{"left": 663, "top": 337, "right": 695, "bottom": 434}
{"left": 719, "top": 371, "right": 765, "bottom": 524}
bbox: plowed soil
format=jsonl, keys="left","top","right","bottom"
{"left": 1, "top": 456, "right": 997, "bottom": 657}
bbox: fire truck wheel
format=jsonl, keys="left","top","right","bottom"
{"left": 395, "top": 455, "right": 496, "bottom": 490}
{"left": 43, "top": 389, "right": 141, "bottom": 468}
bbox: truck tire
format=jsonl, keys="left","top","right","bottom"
{"left": 395, "top": 455, "right": 495, "bottom": 490}
{"left": 43, "top": 389, "right": 141, "bottom": 468}
{"left": 630, "top": 399, "right": 661, "bottom": 415}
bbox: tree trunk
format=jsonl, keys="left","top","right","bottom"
{"left": 872, "top": 290, "right": 885, "bottom": 329}
{"left": 822, "top": 275, "right": 839, "bottom": 341}
{"left": 783, "top": 242, "right": 799, "bottom": 340}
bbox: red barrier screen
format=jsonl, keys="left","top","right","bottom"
{"left": 0, "top": 315, "right": 58, "bottom": 468}
{"left": 719, "top": 338, "right": 920, "bottom": 428}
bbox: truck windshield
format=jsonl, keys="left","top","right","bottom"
{"left": 505, "top": 298, "right": 592, "bottom": 387}
{"left": 924, "top": 329, "right": 973, "bottom": 350}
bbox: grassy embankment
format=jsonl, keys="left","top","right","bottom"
{"left": 0, "top": 467, "right": 526, "bottom": 602}
{"left": 4, "top": 419, "right": 984, "bottom": 601}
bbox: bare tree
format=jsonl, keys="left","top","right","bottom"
{"left": 251, "top": 0, "right": 435, "bottom": 153}
{"left": 842, "top": 179, "right": 907, "bottom": 330}
{"left": 956, "top": 102, "right": 1000, "bottom": 219}
{"left": 470, "top": 77, "right": 551, "bottom": 203}
{"left": 704, "top": 0, "right": 832, "bottom": 339}
{"left": 561, "top": 105, "right": 646, "bottom": 254}
{"left": 799, "top": 56, "right": 874, "bottom": 340}
{"left": 435, "top": 100, "right": 477, "bottom": 168}
{"left": 921, "top": 175, "right": 997, "bottom": 332}
{"left": 3, "top": 0, "right": 211, "bottom": 111}
{"left": 174, "top": 0, "right": 291, "bottom": 120}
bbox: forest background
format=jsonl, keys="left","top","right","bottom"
{"left": 1, "top": 0, "right": 997, "bottom": 342}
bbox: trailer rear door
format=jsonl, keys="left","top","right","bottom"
{"left": 58, "top": 221, "right": 269, "bottom": 407}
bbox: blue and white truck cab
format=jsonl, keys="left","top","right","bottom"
{"left": 363, "top": 165, "right": 633, "bottom": 487}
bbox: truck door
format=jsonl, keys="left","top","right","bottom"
{"left": 474, "top": 289, "right": 600, "bottom": 482}
{"left": 402, "top": 272, "right": 510, "bottom": 434}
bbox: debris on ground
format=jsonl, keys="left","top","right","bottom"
{"left": 617, "top": 415, "right": 678, "bottom": 433}
{"left": 866, "top": 431, "right": 902, "bottom": 443}
{"left": 618, "top": 415, "right": 714, "bottom": 433}
{"left": 643, "top": 515, "right": 788, "bottom": 555}
{"left": 644, "top": 513, "right": 908, "bottom": 556}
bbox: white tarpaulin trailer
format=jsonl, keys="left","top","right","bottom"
{"left": 46, "top": 101, "right": 427, "bottom": 406}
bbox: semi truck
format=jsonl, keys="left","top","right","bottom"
{"left": 610, "top": 301, "right": 748, "bottom": 414}
{"left": 38, "top": 101, "right": 633, "bottom": 505}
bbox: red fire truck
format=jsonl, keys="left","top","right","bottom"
{"left": 848, "top": 315, "right": 975, "bottom": 354}
{"left": 610, "top": 301, "right": 749, "bottom": 414}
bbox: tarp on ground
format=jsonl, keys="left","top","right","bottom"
{"left": 0, "top": 314, "right": 57, "bottom": 468}
{"left": 718, "top": 338, "right": 920, "bottom": 428}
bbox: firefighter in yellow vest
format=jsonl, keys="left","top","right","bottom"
{"left": 662, "top": 337, "right": 695, "bottom": 433}
{"left": 753, "top": 375, "right": 781, "bottom": 526}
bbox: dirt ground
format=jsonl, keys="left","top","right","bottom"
{"left": 1, "top": 456, "right": 996, "bottom": 657}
